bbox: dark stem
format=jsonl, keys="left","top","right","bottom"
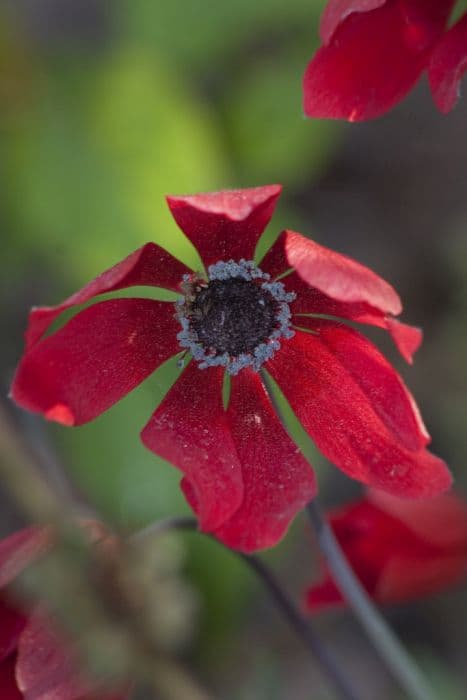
{"left": 239, "top": 554, "right": 361, "bottom": 700}
{"left": 132, "top": 517, "right": 361, "bottom": 700}
{"left": 306, "top": 500, "right": 436, "bottom": 700}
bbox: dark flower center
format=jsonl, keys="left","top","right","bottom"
{"left": 175, "top": 259, "right": 295, "bottom": 374}
{"left": 189, "top": 278, "right": 278, "bottom": 355}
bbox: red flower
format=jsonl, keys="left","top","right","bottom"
{"left": 303, "top": 0, "right": 467, "bottom": 121}
{"left": 11, "top": 185, "right": 451, "bottom": 552}
{"left": 0, "top": 527, "right": 128, "bottom": 700}
{"left": 306, "top": 490, "right": 467, "bottom": 610}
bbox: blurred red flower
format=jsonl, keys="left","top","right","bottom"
{"left": 0, "top": 527, "right": 127, "bottom": 700}
{"left": 303, "top": 0, "right": 467, "bottom": 121}
{"left": 306, "top": 490, "right": 467, "bottom": 610}
{"left": 12, "top": 185, "right": 451, "bottom": 551}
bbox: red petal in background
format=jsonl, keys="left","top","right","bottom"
{"left": 12, "top": 299, "right": 179, "bottom": 426}
{"left": 0, "top": 600, "right": 26, "bottom": 663}
{"left": 0, "top": 655, "right": 23, "bottom": 700}
{"left": 429, "top": 12, "right": 467, "bottom": 113}
{"left": 214, "top": 370, "right": 316, "bottom": 552}
{"left": 0, "top": 529, "right": 51, "bottom": 590}
{"left": 141, "top": 363, "right": 244, "bottom": 532}
{"left": 306, "top": 491, "right": 467, "bottom": 611}
{"left": 25, "top": 243, "right": 190, "bottom": 349}
{"left": 267, "top": 329, "right": 451, "bottom": 498}
{"left": 17, "top": 613, "right": 91, "bottom": 700}
{"left": 166, "top": 185, "right": 282, "bottom": 268}
{"left": 304, "top": 1, "right": 433, "bottom": 120}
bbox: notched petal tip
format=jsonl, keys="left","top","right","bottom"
{"left": 166, "top": 184, "right": 282, "bottom": 222}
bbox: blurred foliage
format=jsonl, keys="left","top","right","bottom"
{"left": 2, "top": 0, "right": 467, "bottom": 697}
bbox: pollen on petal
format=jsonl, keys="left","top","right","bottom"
{"left": 45, "top": 404, "right": 75, "bottom": 426}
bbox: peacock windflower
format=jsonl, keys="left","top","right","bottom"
{"left": 306, "top": 490, "right": 467, "bottom": 610}
{"left": 303, "top": 0, "right": 467, "bottom": 121}
{"left": 11, "top": 185, "right": 451, "bottom": 552}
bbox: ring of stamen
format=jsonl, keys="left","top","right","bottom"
{"left": 175, "top": 259, "right": 295, "bottom": 375}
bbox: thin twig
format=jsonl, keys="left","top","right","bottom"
{"left": 306, "top": 500, "right": 436, "bottom": 700}
{"left": 133, "top": 516, "right": 361, "bottom": 700}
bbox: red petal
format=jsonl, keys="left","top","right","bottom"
{"left": 0, "top": 655, "right": 23, "bottom": 700}
{"left": 141, "top": 363, "right": 244, "bottom": 532}
{"left": 305, "top": 576, "right": 345, "bottom": 611}
{"left": 376, "top": 551, "right": 467, "bottom": 602}
{"left": 306, "top": 491, "right": 467, "bottom": 611}
{"left": 0, "top": 600, "right": 26, "bottom": 663}
{"left": 284, "top": 231, "right": 402, "bottom": 314}
{"left": 385, "top": 318, "right": 422, "bottom": 364}
{"left": 303, "top": 1, "right": 440, "bottom": 121}
{"left": 261, "top": 231, "right": 421, "bottom": 362}
{"left": 166, "top": 186, "right": 282, "bottom": 268}
{"left": 0, "top": 529, "right": 51, "bottom": 590}
{"left": 429, "top": 12, "right": 467, "bottom": 113}
{"left": 267, "top": 329, "right": 451, "bottom": 498}
{"left": 17, "top": 613, "right": 90, "bottom": 700}
{"left": 368, "top": 490, "right": 467, "bottom": 549}
{"left": 214, "top": 370, "right": 316, "bottom": 552}
{"left": 320, "top": 0, "right": 386, "bottom": 44}
{"left": 12, "top": 299, "right": 179, "bottom": 426}
{"left": 25, "top": 244, "right": 190, "bottom": 350}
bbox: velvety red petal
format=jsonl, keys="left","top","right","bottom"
{"left": 25, "top": 244, "right": 190, "bottom": 350}
{"left": 0, "top": 655, "right": 23, "bottom": 700}
{"left": 0, "top": 529, "right": 51, "bottom": 590}
{"left": 304, "top": 1, "right": 434, "bottom": 120}
{"left": 17, "top": 613, "right": 91, "bottom": 700}
{"left": 0, "top": 599, "right": 26, "bottom": 663}
{"left": 214, "top": 370, "right": 316, "bottom": 552}
{"left": 368, "top": 490, "right": 467, "bottom": 549}
{"left": 12, "top": 299, "right": 179, "bottom": 426}
{"left": 141, "top": 363, "right": 244, "bottom": 532}
{"left": 429, "top": 12, "right": 467, "bottom": 113}
{"left": 315, "top": 322, "right": 429, "bottom": 449}
{"left": 320, "top": 0, "right": 386, "bottom": 44}
{"left": 267, "top": 330, "right": 451, "bottom": 498}
{"left": 261, "top": 232, "right": 421, "bottom": 362}
{"left": 284, "top": 231, "right": 402, "bottom": 314}
{"left": 166, "top": 186, "right": 282, "bottom": 268}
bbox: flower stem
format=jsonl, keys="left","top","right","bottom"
{"left": 239, "top": 553, "right": 361, "bottom": 700}
{"left": 132, "top": 516, "right": 361, "bottom": 700}
{"left": 306, "top": 500, "right": 436, "bottom": 700}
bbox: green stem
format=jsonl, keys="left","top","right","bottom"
{"left": 306, "top": 500, "right": 436, "bottom": 700}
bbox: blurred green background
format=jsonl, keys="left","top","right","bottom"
{"left": 1, "top": 1, "right": 466, "bottom": 698}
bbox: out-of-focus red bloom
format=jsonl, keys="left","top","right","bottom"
{"left": 0, "top": 527, "right": 127, "bottom": 700}
{"left": 303, "top": 0, "right": 467, "bottom": 120}
{"left": 11, "top": 185, "right": 451, "bottom": 552}
{"left": 306, "top": 490, "right": 467, "bottom": 610}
